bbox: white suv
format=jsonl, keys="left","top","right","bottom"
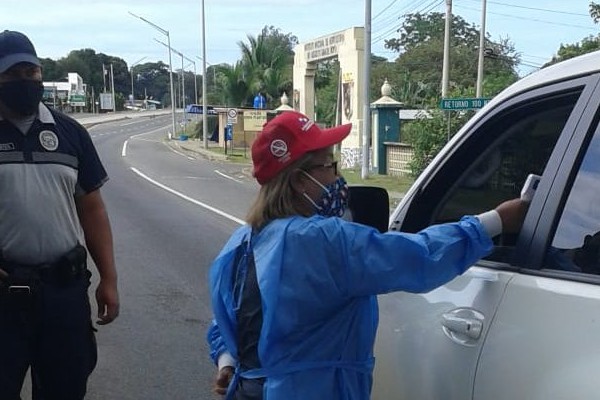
{"left": 371, "top": 50, "right": 600, "bottom": 399}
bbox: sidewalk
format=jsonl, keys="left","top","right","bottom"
{"left": 72, "top": 110, "right": 172, "bottom": 128}
{"left": 170, "top": 138, "right": 235, "bottom": 162}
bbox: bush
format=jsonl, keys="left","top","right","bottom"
{"left": 404, "top": 109, "right": 474, "bottom": 177}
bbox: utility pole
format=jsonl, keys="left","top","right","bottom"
{"left": 102, "top": 63, "right": 107, "bottom": 92}
{"left": 110, "top": 63, "right": 116, "bottom": 113}
{"left": 476, "top": 0, "right": 487, "bottom": 98}
{"left": 201, "top": 0, "right": 208, "bottom": 149}
{"left": 441, "top": 0, "right": 452, "bottom": 98}
{"left": 361, "top": 0, "right": 372, "bottom": 179}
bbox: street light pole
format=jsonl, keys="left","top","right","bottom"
{"left": 130, "top": 56, "right": 147, "bottom": 108}
{"left": 129, "top": 11, "right": 177, "bottom": 139}
{"left": 201, "top": 0, "right": 208, "bottom": 149}
{"left": 476, "top": 0, "right": 487, "bottom": 98}
{"left": 155, "top": 39, "right": 187, "bottom": 135}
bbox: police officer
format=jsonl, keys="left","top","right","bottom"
{"left": 0, "top": 30, "right": 119, "bottom": 399}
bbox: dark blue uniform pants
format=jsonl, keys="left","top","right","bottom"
{"left": 0, "top": 271, "right": 97, "bottom": 400}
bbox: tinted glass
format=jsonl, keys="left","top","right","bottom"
{"left": 432, "top": 91, "right": 582, "bottom": 261}
{"left": 548, "top": 124, "right": 600, "bottom": 274}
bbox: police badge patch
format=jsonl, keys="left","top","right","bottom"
{"left": 39, "top": 130, "right": 59, "bottom": 151}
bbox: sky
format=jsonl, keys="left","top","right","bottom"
{"left": 1, "top": 0, "right": 598, "bottom": 77}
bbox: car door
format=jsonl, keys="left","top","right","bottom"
{"left": 473, "top": 80, "right": 600, "bottom": 400}
{"left": 371, "top": 74, "right": 600, "bottom": 400}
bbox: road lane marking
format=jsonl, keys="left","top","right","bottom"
{"left": 121, "top": 125, "right": 170, "bottom": 157}
{"left": 214, "top": 170, "right": 242, "bottom": 183}
{"left": 120, "top": 120, "right": 141, "bottom": 127}
{"left": 130, "top": 167, "right": 245, "bottom": 226}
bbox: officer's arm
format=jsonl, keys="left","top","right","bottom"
{"left": 76, "top": 189, "right": 120, "bottom": 325}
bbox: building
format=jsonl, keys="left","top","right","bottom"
{"left": 43, "top": 72, "right": 87, "bottom": 112}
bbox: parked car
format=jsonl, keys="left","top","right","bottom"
{"left": 362, "top": 50, "right": 600, "bottom": 399}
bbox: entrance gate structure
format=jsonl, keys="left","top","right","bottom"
{"left": 293, "top": 27, "right": 365, "bottom": 168}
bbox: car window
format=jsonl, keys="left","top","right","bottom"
{"left": 401, "top": 89, "right": 584, "bottom": 263}
{"left": 436, "top": 103, "right": 572, "bottom": 222}
{"left": 546, "top": 123, "right": 600, "bottom": 274}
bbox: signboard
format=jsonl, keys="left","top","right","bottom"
{"left": 304, "top": 31, "right": 345, "bottom": 63}
{"left": 439, "top": 97, "right": 491, "bottom": 110}
{"left": 243, "top": 110, "right": 268, "bottom": 131}
{"left": 69, "top": 94, "right": 86, "bottom": 107}
{"left": 99, "top": 93, "right": 113, "bottom": 110}
{"left": 186, "top": 104, "right": 216, "bottom": 114}
{"left": 227, "top": 108, "right": 238, "bottom": 124}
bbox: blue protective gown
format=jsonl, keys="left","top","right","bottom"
{"left": 207, "top": 215, "right": 493, "bottom": 400}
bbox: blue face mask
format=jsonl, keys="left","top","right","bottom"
{"left": 302, "top": 173, "right": 349, "bottom": 217}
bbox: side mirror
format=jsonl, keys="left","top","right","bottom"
{"left": 347, "top": 186, "right": 389, "bottom": 233}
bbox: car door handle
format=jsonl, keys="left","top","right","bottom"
{"left": 441, "top": 314, "right": 483, "bottom": 340}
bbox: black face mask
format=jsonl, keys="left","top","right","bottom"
{"left": 0, "top": 79, "right": 44, "bottom": 117}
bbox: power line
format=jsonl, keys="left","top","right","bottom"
{"left": 372, "top": 0, "right": 435, "bottom": 43}
{"left": 455, "top": 4, "right": 598, "bottom": 31}
{"left": 373, "top": 0, "right": 399, "bottom": 21}
{"left": 418, "top": 0, "right": 444, "bottom": 15}
{"left": 372, "top": 0, "right": 427, "bottom": 35}
{"left": 459, "top": 0, "right": 590, "bottom": 18}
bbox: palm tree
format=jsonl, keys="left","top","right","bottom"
{"left": 217, "top": 62, "right": 251, "bottom": 107}
{"left": 238, "top": 31, "right": 294, "bottom": 107}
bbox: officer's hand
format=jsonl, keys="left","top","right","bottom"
{"left": 96, "top": 279, "right": 120, "bottom": 325}
{"left": 214, "top": 366, "right": 234, "bottom": 396}
{"left": 0, "top": 268, "right": 7, "bottom": 281}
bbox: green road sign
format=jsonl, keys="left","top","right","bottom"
{"left": 439, "top": 97, "right": 491, "bottom": 110}
{"left": 69, "top": 95, "right": 86, "bottom": 105}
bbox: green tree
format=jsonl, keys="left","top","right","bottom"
{"left": 217, "top": 62, "right": 251, "bottom": 107}
{"left": 544, "top": 35, "right": 600, "bottom": 66}
{"left": 591, "top": 1, "right": 600, "bottom": 22}
{"left": 134, "top": 61, "right": 172, "bottom": 106}
{"left": 237, "top": 26, "right": 297, "bottom": 107}
{"left": 384, "top": 12, "right": 519, "bottom": 103}
{"left": 403, "top": 107, "right": 474, "bottom": 177}
{"left": 314, "top": 60, "right": 340, "bottom": 126}
{"left": 542, "top": 3, "right": 600, "bottom": 67}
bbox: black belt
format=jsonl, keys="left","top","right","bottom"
{"left": 0, "top": 244, "right": 87, "bottom": 294}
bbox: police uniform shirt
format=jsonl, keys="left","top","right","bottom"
{"left": 0, "top": 103, "right": 108, "bottom": 265}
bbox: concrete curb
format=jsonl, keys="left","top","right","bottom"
{"left": 170, "top": 139, "right": 229, "bottom": 162}
{"left": 168, "top": 139, "right": 256, "bottom": 179}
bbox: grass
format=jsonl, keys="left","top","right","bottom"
{"left": 206, "top": 145, "right": 253, "bottom": 164}
{"left": 342, "top": 168, "right": 414, "bottom": 196}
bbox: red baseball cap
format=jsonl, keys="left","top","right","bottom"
{"left": 252, "top": 111, "right": 351, "bottom": 185}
